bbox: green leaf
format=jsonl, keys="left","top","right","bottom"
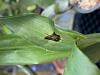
{"left": 0, "top": 0, "right": 3, "bottom": 8}
{"left": 76, "top": 33, "right": 100, "bottom": 63}
{"left": 19, "top": 0, "right": 55, "bottom": 8}
{"left": 77, "top": 33, "right": 100, "bottom": 63}
{"left": 0, "top": 35, "right": 70, "bottom": 64}
{"left": 77, "top": 33, "right": 100, "bottom": 49}
{"left": 42, "top": 4, "right": 55, "bottom": 18}
{"left": 63, "top": 46, "right": 100, "bottom": 75}
{"left": 82, "top": 43, "right": 100, "bottom": 63}
{"left": 56, "top": 28, "right": 85, "bottom": 40}
{"left": 0, "top": 14, "right": 75, "bottom": 64}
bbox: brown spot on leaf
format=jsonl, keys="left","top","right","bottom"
{"left": 44, "top": 32, "right": 61, "bottom": 42}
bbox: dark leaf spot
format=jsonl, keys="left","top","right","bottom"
{"left": 44, "top": 32, "right": 61, "bottom": 42}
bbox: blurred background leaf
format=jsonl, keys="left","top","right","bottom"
{"left": 19, "top": 0, "right": 55, "bottom": 8}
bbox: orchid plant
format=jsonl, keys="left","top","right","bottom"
{"left": 0, "top": 0, "right": 100, "bottom": 75}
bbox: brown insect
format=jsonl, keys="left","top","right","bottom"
{"left": 44, "top": 32, "right": 61, "bottom": 42}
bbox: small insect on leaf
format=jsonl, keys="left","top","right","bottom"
{"left": 44, "top": 32, "right": 61, "bottom": 42}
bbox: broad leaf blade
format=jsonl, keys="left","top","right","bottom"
{"left": 0, "top": 14, "right": 75, "bottom": 64}
{"left": 0, "top": 14, "right": 75, "bottom": 51}
{"left": 63, "top": 46, "right": 100, "bottom": 75}
{"left": 0, "top": 34, "right": 71, "bottom": 65}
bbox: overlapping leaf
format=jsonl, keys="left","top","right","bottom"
{"left": 76, "top": 33, "right": 100, "bottom": 63}
{"left": 82, "top": 43, "right": 100, "bottom": 63}
{"left": 63, "top": 46, "right": 100, "bottom": 75}
{"left": 77, "top": 33, "right": 100, "bottom": 49}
